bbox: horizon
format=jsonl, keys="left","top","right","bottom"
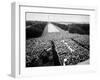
{"left": 26, "top": 13, "right": 89, "bottom": 24}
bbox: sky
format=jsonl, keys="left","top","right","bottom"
{"left": 26, "top": 12, "right": 89, "bottom": 23}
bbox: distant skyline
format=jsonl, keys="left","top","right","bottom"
{"left": 26, "top": 13, "right": 89, "bottom": 23}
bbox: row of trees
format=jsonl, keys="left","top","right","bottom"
{"left": 52, "top": 22, "right": 90, "bottom": 35}
{"left": 26, "top": 21, "right": 47, "bottom": 39}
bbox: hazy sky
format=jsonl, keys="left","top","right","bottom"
{"left": 26, "top": 13, "right": 89, "bottom": 23}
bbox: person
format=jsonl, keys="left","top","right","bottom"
{"left": 63, "top": 58, "right": 67, "bottom": 66}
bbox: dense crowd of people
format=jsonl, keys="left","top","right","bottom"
{"left": 72, "top": 35, "right": 89, "bottom": 50}
{"left": 53, "top": 39, "right": 89, "bottom": 65}
{"left": 26, "top": 39, "right": 53, "bottom": 67}
{"left": 26, "top": 37, "right": 89, "bottom": 67}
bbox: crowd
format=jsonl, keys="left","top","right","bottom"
{"left": 53, "top": 39, "right": 89, "bottom": 65}
{"left": 72, "top": 35, "right": 89, "bottom": 50}
{"left": 26, "top": 38, "right": 89, "bottom": 67}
